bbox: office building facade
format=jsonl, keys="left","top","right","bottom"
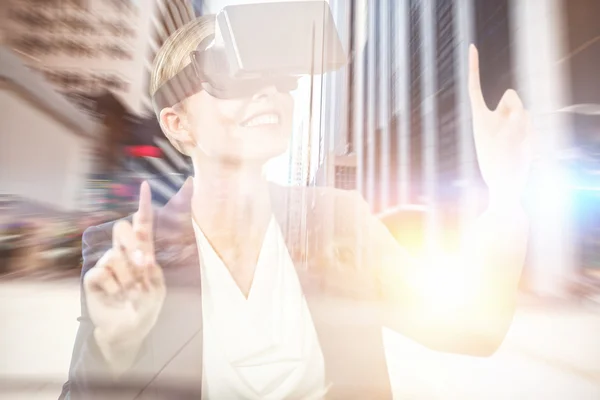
{"left": 0, "top": 0, "right": 195, "bottom": 116}
{"left": 329, "top": 0, "right": 578, "bottom": 295}
{"left": 0, "top": 0, "right": 196, "bottom": 207}
{"left": 340, "top": 0, "right": 489, "bottom": 249}
{"left": 563, "top": 0, "right": 600, "bottom": 275}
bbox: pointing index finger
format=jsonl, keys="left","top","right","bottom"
{"left": 468, "top": 44, "right": 487, "bottom": 112}
{"left": 136, "top": 181, "right": 152, "bottom": 223}
{"left": 132, "top": 181, "right": 154, "bottom": 255}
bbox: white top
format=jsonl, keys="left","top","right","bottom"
{"left": 192, "top": 216, "right": 328, "bottom": 400}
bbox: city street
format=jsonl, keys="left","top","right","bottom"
{"left": 1, "top": 0, "right": 598, "bottom": 398}
{"left": 1, "top": 276, "right": 599, "bottom": 399}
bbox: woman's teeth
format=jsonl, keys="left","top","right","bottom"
{"left": 242, "top": 113, "right": 280, "bottom": 127}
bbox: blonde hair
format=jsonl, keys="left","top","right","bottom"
{"left": 149, "top": 15, "right": 216, "bottom": 155}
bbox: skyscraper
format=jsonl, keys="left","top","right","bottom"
{"left": 333, "top": 0, "right": 516, "bottom": 247}
{"left": 563, "top": 0, "right": 600, "bottom": 277}
{"left": 330, "top": 0, "right": 580, "bottom": 295}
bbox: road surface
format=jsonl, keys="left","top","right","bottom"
{"left": 1, "top": 276, "right": 599, "bottom": 399}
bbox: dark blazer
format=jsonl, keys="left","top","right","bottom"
{"left": 61, "top": 179, "right": 413, "bottom": 399}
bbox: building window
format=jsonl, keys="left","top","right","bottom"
{"left": 373, "top": 0, "right": 382, "bottom": 212}
{"left": 103, "top": 43, "right": 133, "bottom": 60}
{"left": 8, "top": 3, "right": 136, "bottom": 37}
{"left": 361, "top": 45, "right": 369, "bottom": 193}
{"left": 335, "top": 166, "right": 357, "bottom": 190}
{"left": 40, "top": 68, "right": 130, "bottom": 94}
{"left": 409, "top": 0, "right": 424, "bottom": 204}
{"left": 435, "top": 0, "right": 459, "bottom": 204}
{"left": 100, "top": 20, "right": 136, "bottom": 38}
{"left": 346, "top": 0, "right": 356, "bottom": 154}
{"left": 106, "top": 0, "right": 138, "bottom": 14}
{"left": 388, "top": 0, "right": 400, "bottom": 207}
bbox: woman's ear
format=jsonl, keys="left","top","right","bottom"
{"left": 159, "top": 106, "right": 196, "bottom": 149}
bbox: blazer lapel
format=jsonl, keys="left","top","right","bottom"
{"left": 143, "top": 178, "right": 204, "bottom": 398}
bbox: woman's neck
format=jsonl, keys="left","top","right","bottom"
{"left": 190, "top": 158, "right": 274, "bottom": 296}
{"left": 190, "top": 158, "right": 272, "bottom": 235}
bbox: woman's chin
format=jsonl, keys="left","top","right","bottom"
{"left": 214, "top": 147, "right": 287, "bottom": 165}
{"left": 249, "top": 147, "right": 288, "bottom": 161}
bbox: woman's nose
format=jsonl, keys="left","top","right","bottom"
{"left": 252, "top": 85, "right": 278, "bottom": 101}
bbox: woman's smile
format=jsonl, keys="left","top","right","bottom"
{"left": 240, "top": 112, "right": 281, "bottom": 128}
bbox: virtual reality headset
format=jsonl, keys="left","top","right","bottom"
{"left": 152, "top": 1, "right": 347, "bottom": 116}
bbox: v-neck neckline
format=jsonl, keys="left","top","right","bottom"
{"left": 193, "top": 215, "right": 277, "bottom": 304}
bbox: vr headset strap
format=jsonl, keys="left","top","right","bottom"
{"left": 152, "top": 63, "right": 202, "bottom": 116}
{"left": 151, "top": 36, "right": 215, "bottom": 116}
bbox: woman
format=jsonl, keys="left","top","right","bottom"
{"left": 62, "top": 14, "right": 532, "bottom": 400}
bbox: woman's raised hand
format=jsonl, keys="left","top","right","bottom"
{"left": 83, "top": 182, "right": 166, "bottom": 373}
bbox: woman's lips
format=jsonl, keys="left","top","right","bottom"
{"left": 240, "top": 112, "right": 281, "bottom": 128}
